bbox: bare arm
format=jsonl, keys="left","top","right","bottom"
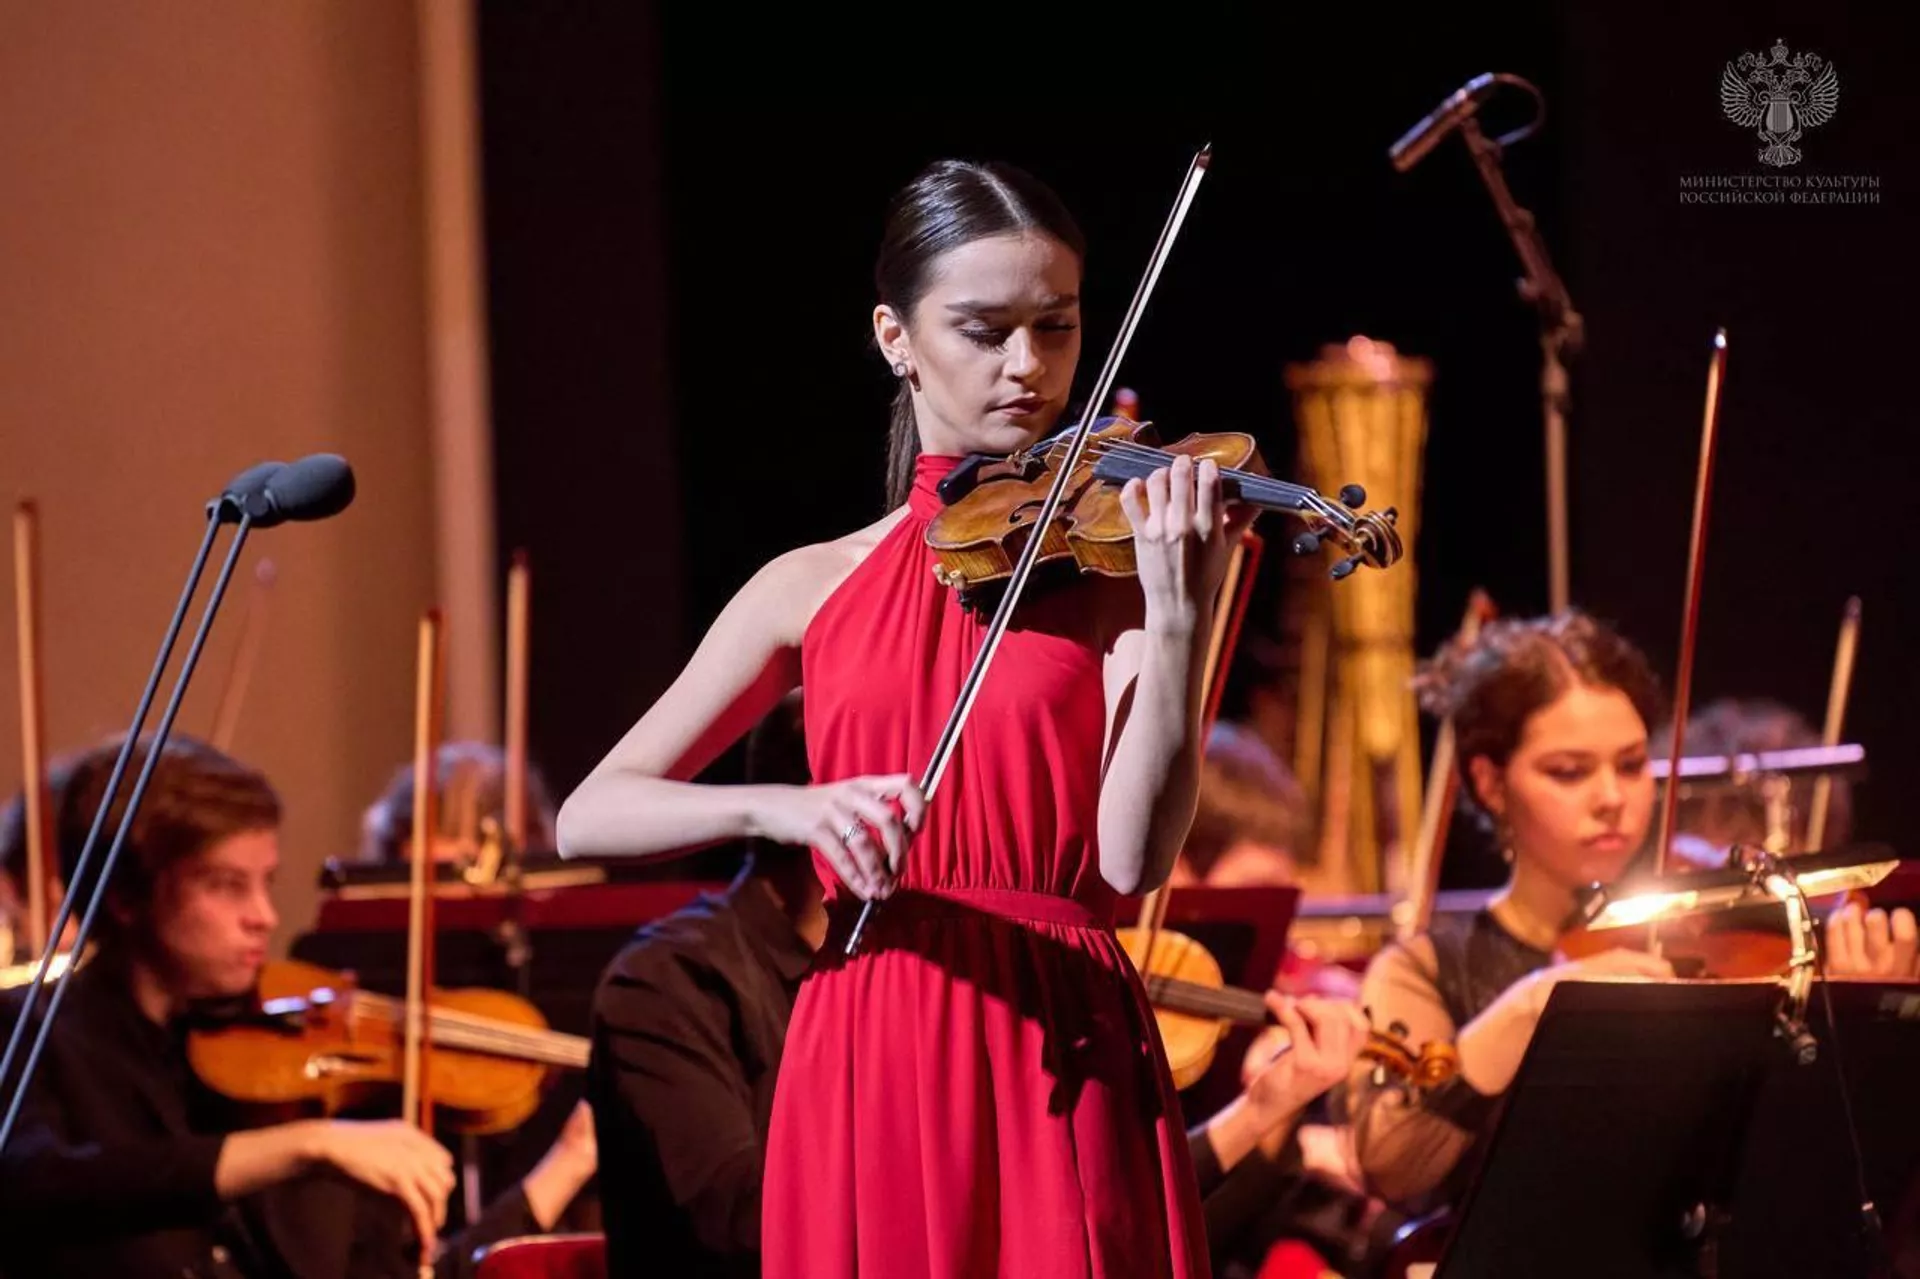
{"left": 1347, "top": 939, "right": 1673, "bottom": 1208}
{"left": 1098, "top": 624, "right": 1207, "bottom": 896}
{"left": 1344, "top": 939, "right": 1481, "bottom": 1208}
{"left": 555, "top": 536, "right": 925, "bottom": 896}
{"left": 554, "top": 548, "right": 817, "bottom": 862}
{"left": 1198, "top": 994, "right": 1369, "bottom": 1178}
{"left": 518, "top": 1101, "right": 597, "bottom": 1230}
{"left": 1096, "top": 456, "right": 1252, "bottom": 895}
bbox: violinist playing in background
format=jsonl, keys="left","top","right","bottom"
{"left": 356, "top": 740, "right": 602, "bottom": 1251}
{"left": 1652, "top": 696, "right": 1917, "bottom": 980}
{"left": 1653, "top": 695, "right": 1851, "bottom": 868}
{"left": 557, "top": 156, "right": 1263, "bottom": 1276}
{"left": 1343, "top": 612, "right": 1676, "bottom": 1219}
{"left": 358, "top": 741, "right": 560, "bottom": 869}
{"left": 0, "top": 734, "right": 456, "bottom": 1279}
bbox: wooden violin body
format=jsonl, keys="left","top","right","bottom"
{"left": 187, "top": 958, "right": 586, "bottom": 1136}
{"left": 1555, "top": 909, "right": 1795, "bottom": 978}
{"left": 930, "top": 421, "right": 1259, "bottom": 590}
{"left": 1117, "top": 925, "right": 1459, "bottom": 1093}
{"left": 926, "top": 419, "right": 1402, "bottom": 610}
{"left": 1116, "top": 925, "right": 1248, "bottom": 1090}
{"left": 1556, "top": 849, "right": 1874, "bottom": 979}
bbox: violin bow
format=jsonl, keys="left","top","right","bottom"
{"left": 845, "top": 144, "right": 1213, "bottom": 957}
{"left": 11, "top": 503, "right": 57, "bottom": 960}
{"left": 1397, "top": 588, "right": 1497, "bottom": 944}
{"left": 503, "top": 551, "right": 531, "bottom": 865}
{"left": 494, "top": 552, "right": 535, "bottom": 1027}
{"left": 1649, "top": 329, "right": 1729, "bottom": 950}
{"left": 1805, "top": 596, "right": 1860, "bottom": 852}
{"left": 402, "top": 609, "right": 446, "bottom": 1278}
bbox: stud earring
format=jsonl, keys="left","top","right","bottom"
{"left": 892, "top": 361, "right": 908, "bottom": 378}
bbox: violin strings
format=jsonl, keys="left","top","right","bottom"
{"left": 1073, "top": 438, "right": 1356, "bottom": 527}
{"left": 1094, "top": 440, "right": 1350, "bottom": 523}
{"left": 348, "top": 991, "right": 591, "bottom": 1067}
{"left": 1011, "top": 434, "right": 1333, "bottom": 508}
{"left": 1143, "top": 975, "right": 1270, "bottom": 1022}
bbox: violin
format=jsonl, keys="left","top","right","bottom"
{"left": 1564, "top": 590, "right": 1870, "bottom": 981}
{"left": 924, "top": 416, "right": 1404, "bottom": 611}
{"left": 186, "top": 957, "right": 588, "bottom": 1136}
{"left": 1116, "top": 927, "right": 1459, "bottom": 1092}
{"left": 1553, "top": 901, "right": 1796, "bottom": 977}
{"left": 1554, "top": 864, "right": 1872, "bottom": 979}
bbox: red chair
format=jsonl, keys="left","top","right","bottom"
{"left": 1255, "top": 1239, "right": 1341, "bottom": 1279}
{"left": 472, "top": 1233, "right": 607, "bottom": 1279}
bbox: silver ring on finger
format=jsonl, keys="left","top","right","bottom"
{"left": 840, "top": 821, "right": 862, "bottom": 846}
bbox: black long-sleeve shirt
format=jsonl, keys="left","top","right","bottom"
{"left": 586, "top": 869, "right": 813, "bottom": 1279}
{"left": 0, "top": 958, "right": 539, "bottom": 1279}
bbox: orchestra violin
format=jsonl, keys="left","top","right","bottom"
{"left": 185, "top": 958, "right": 587, "bottom": 1136}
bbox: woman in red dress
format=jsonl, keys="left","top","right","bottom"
{"left": 559, "top": 158, "right": 1251, "bottom": 1276}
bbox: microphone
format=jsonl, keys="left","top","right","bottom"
{"left": 1389, "top": 73, "right": 1499, "bottom": 173}
{"left": 243, "top": 453, "right": 356, "bottom": 528}
{"left": 210, "top": 461, "right": 287, "bottom": 523}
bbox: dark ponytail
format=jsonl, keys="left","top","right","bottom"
{"left": 873, "top": 158, "right": 1086, "bottom": 509}
{"left": 885, "top": 379, "right": 919, "bottom": 512}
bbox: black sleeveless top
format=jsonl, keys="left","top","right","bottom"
{"left": 1427, "top": 907, "right": 1558, "bottom": 1029}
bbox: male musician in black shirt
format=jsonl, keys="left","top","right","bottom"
{"left": 0, "top": 734, "right": 501, "bottom": 1278}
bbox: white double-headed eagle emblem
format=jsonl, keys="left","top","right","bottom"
{"left": 1721, "top": 39, "right": 1839, "bottom": 167}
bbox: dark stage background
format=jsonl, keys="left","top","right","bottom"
{"left": 478, "top": 1, "right": 1918, "bottom": 887}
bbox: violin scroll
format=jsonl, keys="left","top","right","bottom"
{"left": 1325, "top": 507, "right": 1404, "bottom": 580}
{"left": 1361, "top": 1019, "right": 1461, "bottom": 1093}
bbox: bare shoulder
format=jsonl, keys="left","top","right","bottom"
{"left": 749, "top": 507, "right": 907, "bottom": 646}
{"left": 570, "top": 507, "right": 912, "bottom": 790}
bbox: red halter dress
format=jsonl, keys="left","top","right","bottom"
{"left": 760, "top": 452, "right": 1210, "bottom": 1278}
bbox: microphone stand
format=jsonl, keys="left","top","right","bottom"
{"left": 1456, "top": 114, "right": 1584, "bottom": 613}
{"left": 0, "top": 502, "right": 259, "bottom": 1152}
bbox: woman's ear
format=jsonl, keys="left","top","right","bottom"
{"left": 1467, "top": 755, "right": 1505, "bottom": 818}
{"left": 873, "top": 304, "right": 911, "bottom": 372}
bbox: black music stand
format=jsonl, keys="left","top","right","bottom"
{"left": 1426, "top": 980, "right": 1920, "bottom": 1278}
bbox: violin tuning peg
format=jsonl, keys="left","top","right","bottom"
{"left": 1291, "top": 531, "right": 1321, "bottom": 557}
{"left": 1338, "top": 484, "right": 1367, "bottom": 509}
{"left": 1330, "top": 554, "right": 1363, "bottom": 581}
